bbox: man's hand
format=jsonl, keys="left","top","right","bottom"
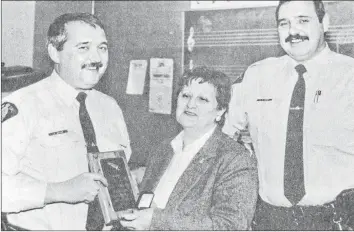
{"left": 45, "top": 172, "right": 108, "bottom": 204}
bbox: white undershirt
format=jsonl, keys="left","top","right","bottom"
{"left": 153, "top": 126, "right": 216, "bottom": 209}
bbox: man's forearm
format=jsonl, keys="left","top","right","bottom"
{"left": 44, "top": 182, "right": 65, "bottom": 205}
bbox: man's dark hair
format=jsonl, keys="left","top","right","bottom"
{"left": 275, "top": 0, "right": 326, "bottom": 23}
{"left": 47, "top": 13, "right": 105, "bottom": 51}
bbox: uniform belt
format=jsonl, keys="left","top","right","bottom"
{"left": 262, "top": 198, "right": 333, "bottom": 214}
{"left": 256, "top": 195, "right": 354, "bottom": 231}
{"left": 258, "top": 198, "right": 334, "bottom": 226}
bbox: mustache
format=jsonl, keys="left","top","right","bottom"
{"left": 285, "top": 34, "right": 309, "bottom": 43}
{"left": 81, "top": 62, "right": 103, "bottom": 69}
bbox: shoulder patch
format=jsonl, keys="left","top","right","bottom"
{"left": 1, "top": 102, "right": 18, "bottom": 122}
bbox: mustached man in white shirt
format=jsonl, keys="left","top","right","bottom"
{"left": 2, "top": 13, "right": 131, "bottom": 230}
{"left": 223, "top": 0, "right": 354, "bottom": 230}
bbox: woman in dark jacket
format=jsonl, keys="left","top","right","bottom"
{"left": 119, "top": 66, "right": 258, "bottom": 230}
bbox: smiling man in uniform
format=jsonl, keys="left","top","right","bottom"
{"left": 2, "top": 13, "right": 131, "bottom": 230}
{"left": 223, "top": 0, "right": 354, "bottom": 230}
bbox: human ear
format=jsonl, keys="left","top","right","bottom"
{"left": 47, "top": 44, "right": 60, "bottom": 64}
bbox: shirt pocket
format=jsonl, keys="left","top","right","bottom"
{"left": 40, "top": 130, "right": 80, "bottom": 148}
{"left": 253, "top": 97, "right": 276, "bottom": 127}
{"left": 37, "top": 130, "right": 86, "bottom": 181}
{"left": 309, "top": 97, "right": 337, "bottom": 131}
{"left": 98, "top": 126, "right": 129, "bottom": 152}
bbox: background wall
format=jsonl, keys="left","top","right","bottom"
{"left": 94, "top": 1, "right": 190, "bottom": 167}
{"left": 32, "top": 1, "right": 92, "bottom": 75}
{"left": 2, "top": 1, "right": 36, "bottom": 67}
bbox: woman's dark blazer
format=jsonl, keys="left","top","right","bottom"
{"left": 140, "top": 127, "right": 259, "bottom": 230}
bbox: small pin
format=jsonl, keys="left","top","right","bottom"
{"left": 48, "top": 130, "right": 68, "bottom": 136}
{"left": 289, "top": 106, "right": 303, "bottom": 110}
{"left": 314, "top": 90, "right": 322, "bottom": 103}
{"left": 199, "top": 158, "right": 204, "bottom": 164}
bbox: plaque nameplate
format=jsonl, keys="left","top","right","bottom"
{"left": 87, "top": 150, "right": 139, "bottom": 225}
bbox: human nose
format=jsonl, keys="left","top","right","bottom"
{"left": 288, "top": 22, "right": 300, "bottom": 35}
{"left": 88, "top": 48, "right": 101, "bottom": 62}
{"left": 186, "top": 97, "right": 197, "bottom": 108}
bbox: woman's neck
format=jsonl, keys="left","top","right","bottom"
{"left": 182, "top": 125, "right": 216, "bottom": 148}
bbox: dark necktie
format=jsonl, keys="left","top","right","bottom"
{"left": 284, "top": 64, "right": 307, "bottom": 205}
{"left": 76, "top": 92, "right": 105, "bottom": 230}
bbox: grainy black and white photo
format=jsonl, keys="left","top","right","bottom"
{"left": 1, "top": 1, "right": 354, "bottom": 230}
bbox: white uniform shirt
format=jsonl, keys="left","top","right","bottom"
{"left": 2, "top": 71, "right": 131, "bottom": 230}
{"left": 223, "top": 44, "right": 354, "bottom": 207}
{"left": 153, "top": 126, "right": 216, "bottom": 209}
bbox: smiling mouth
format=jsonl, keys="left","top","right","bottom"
{"left": 285, "top": 35, "right": 309, "bottom": 44}
{"left": 84, "top": 67, "right": 99, "bottom": 72}
{"left": 81, "top": 62, "right": 103, "bottom": 71}
{"left": 290, "top": 38, "right": 307, "bottom": 43}
{"left": 184, "top": 110, "right": 197, "bottom": 116}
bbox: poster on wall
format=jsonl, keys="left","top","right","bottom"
{"left": 149, "top": 58, "right": 174, "bottom": 114}
{"left": 126, "top": 60, "right": 148, "bottom": 95}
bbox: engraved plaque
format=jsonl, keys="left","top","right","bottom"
{"left": 87, "top": 150, "right": 139, "bottom": 225}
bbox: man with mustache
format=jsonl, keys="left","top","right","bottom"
{"left": 223, "top": 0, "right": 354, "bottom": 230}
{"left": 2, "top": 13, "right": 131, "bottom": 230}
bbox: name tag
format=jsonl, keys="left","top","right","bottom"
{"left": 48, "top": 130, "right": 68, "bottom": 136}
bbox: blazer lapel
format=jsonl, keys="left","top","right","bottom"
{"left": 165, "top": 128, "right": 222, "bottom": 209}
{"left": 141, "top": 143, "right": 175, "bottom": 192}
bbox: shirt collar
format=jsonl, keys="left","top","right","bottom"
{"left": 303, "top": 42, "right": 331, "bottom": 67}
{"left": 49, "top": 70, "right": 94, "bottom": 106}
{"left": 171, "top": 125, "right": 217, "bottom": 154}
{"left": 287, "top": 42, "right": 331, "bottom": 77}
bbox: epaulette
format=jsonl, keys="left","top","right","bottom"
{"left": 1, "top": 102, "right": 18, "bottom": 122}
{"left": 248, "top": 56, "right": 281, "bottom": 69}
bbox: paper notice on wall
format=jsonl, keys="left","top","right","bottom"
{"left": 126, "top": 60, "right": 148, "bottom": 95}
{"left": 149, "top": 58, "right": 174, "bottom": 114}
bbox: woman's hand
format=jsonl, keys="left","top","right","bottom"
{"left": 118, "top": 208, "right": 154, "bottom": 230}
